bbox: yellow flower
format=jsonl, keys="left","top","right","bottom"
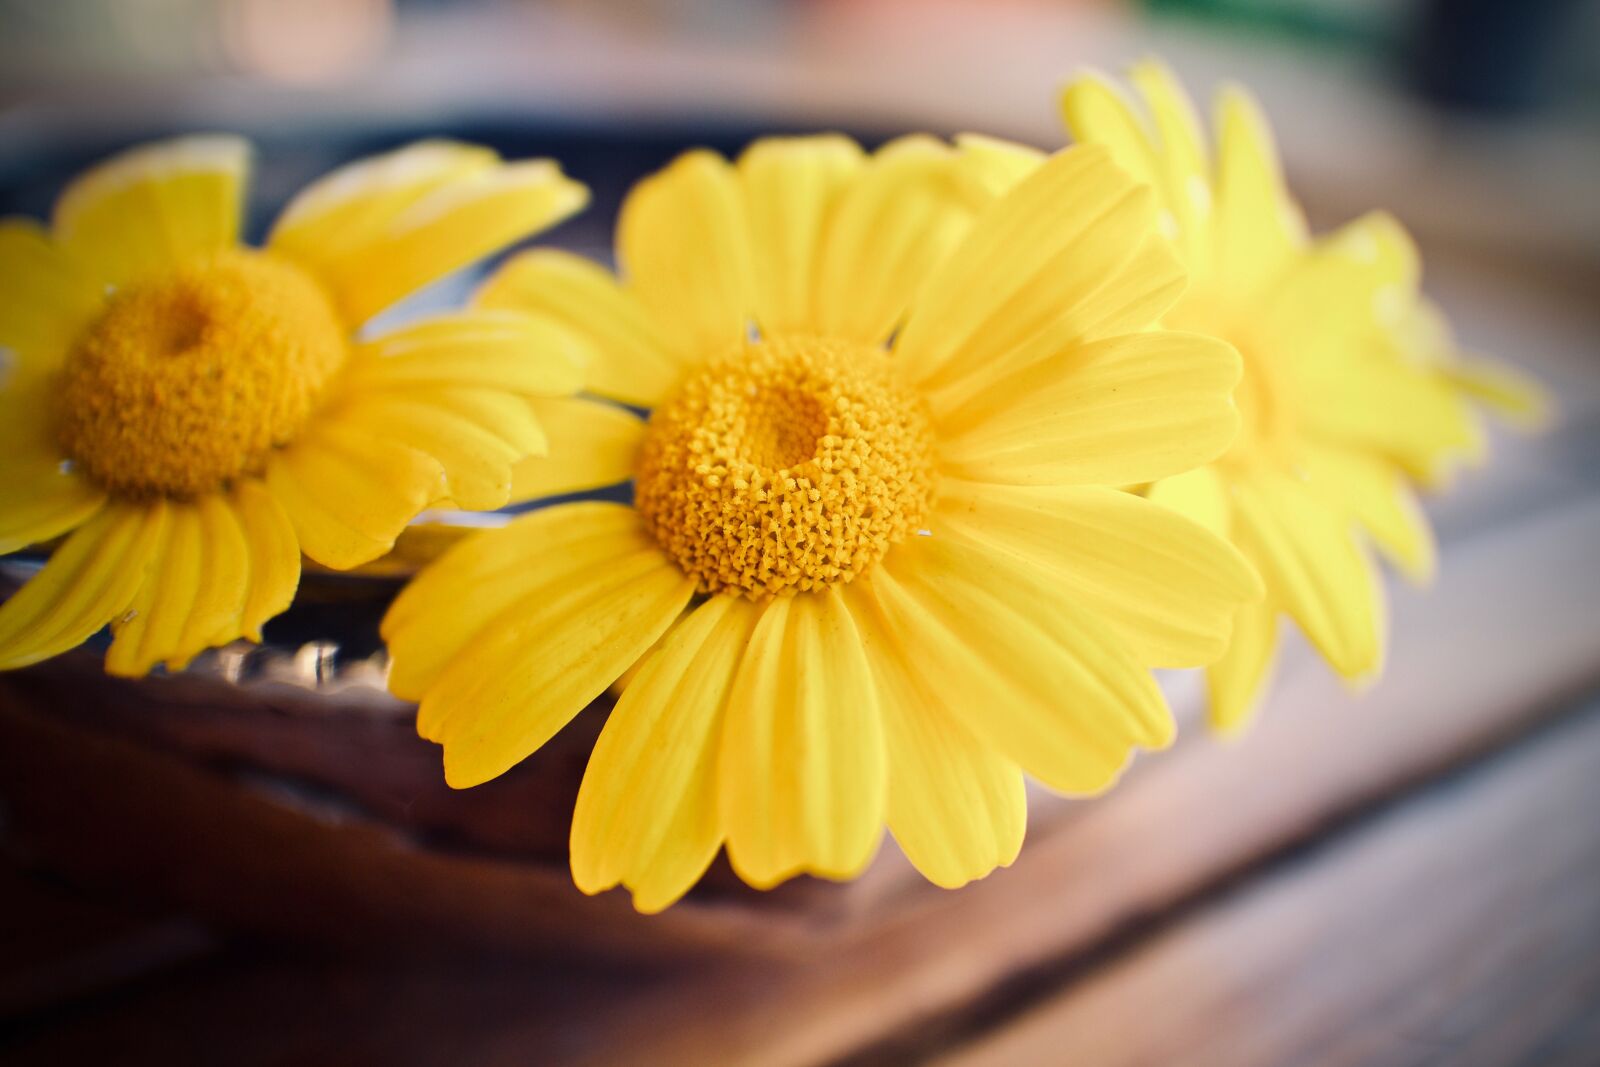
{"left": 1052, "top": 61, "right": 1547, "bottom": 732}
{"left": 383, "top": 134, "right": 1261, "bottom": 910}
{"left": 0, "top": 136, "right": 588, "bottom": 675}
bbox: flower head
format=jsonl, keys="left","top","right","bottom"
{"left": 383, "top": 134, "right": 1261, "bottom": 910}
{"left": 0, "top": 136, "right": 588, "bottom": 675}
{"left": 1052, "top": 61, "right": 1548, "bottom": 731}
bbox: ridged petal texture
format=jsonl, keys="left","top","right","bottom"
{"left": 1055, "top": 61, "right": 1542, "bottom": 729}
{"left": 384, "top": 503, "right": 696, "bottom": 788}
{"left": 0, "top": 135, "right": 590, "bottom": 675}
{"left": 391, "top": 130, "right": 1266, "bottom": 909}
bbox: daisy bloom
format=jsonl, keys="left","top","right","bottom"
{"left": 0, "top": 136, "right": 588, "bottom": 675}
{"left": 1049, "top": 61, "right": 1547, "bottom": 732}
{"left": 383, "top": 134, "right": 1261, "bottom": 911}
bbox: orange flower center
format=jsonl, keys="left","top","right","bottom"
{"left": 56, "top": 248, "right": 346, "bottom": 497}
{"left": 635, "top": 335, "right": 937, "bottom": 599}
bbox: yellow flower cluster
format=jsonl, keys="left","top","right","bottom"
{"left": 0, "top": 63, "right": 1544, "bottom": 911}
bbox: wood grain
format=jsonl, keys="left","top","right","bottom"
{"left": 930, "top": 700, "right": 1600, "bottom": 1067}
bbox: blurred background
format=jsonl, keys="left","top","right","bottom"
{"left": 2, "top": 2, "right": 1599, "bottom": 1065}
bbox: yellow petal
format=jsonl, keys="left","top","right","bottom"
{"left": 1448, "top": 357, "right": 1553, "bottom": 432}
{"left": 845, "top": 581, "right": 1026, "bottom": 889}
{"left": 105, "top": 502, "right": 198, "bottom": 677}
{"left": 1295, "top": 350, "right": 1483, "bottom": 483}
{"left": 384, "top": 503, "right": 646, "bottom": 699}
{"left": 617, "top": 149, "right": 751, "bottom": 363}
{"left": 266, "top": 423, "right": 445, "bottom": 570}
{"left": 53, "top": 136, "right": 249, "bottom": 285}
{"left": 507, "top": 396, "right": 646, "bottom": 503}
{"left": 411, "top": 509, "right": 695, "bottom": 788}
{"left": 934, "top": 481, "right": 1260, "bottom": 668}
{"left": 345, "top": 310, "right": 584, "bottom": 397}
{"left": 1210, "top": 86, "right": 1305, "bottom": 296}
{"left": 0, "top": 218, "right": 102, "bottom": 382}
{"left": 738, "top": 134, "right": 865, "bottom": 336}
{"left": 570, "top": 594, "right": 761, "bottom": 913}
{"left": 898, "top": 144, "right": 1169, "bottom": 391}
{"left": 105, "top": 495, "right": 250, "bottom": 675}
{"left": 269, "top": 140, "right": 498, "bottom": 260}
{"left": 473, "top": 249, "right": 686, "bottom": 407}
{"left": 336, "top": 394, "right": 524, "bottom": 512}
{"left": 413, "top": 386, "right": 549, "bottom": 459}
{"left": 1206, "top": 592, "right": 1280, "bottom": 735}
{"left": 811, "top": 135, "right": 978, "bottom": 346}
{"left": 0, "top": 502, "right": 166, "bottom": 671}
{"left": 1146, "top": 464, "right": 1231, "bottom": 538}
{"left": 1128, "top": 59, "right": 1214, "bottom": 271}
{"left": 1232, "top": 472, "right": 1383, "bottom": 680}
{"left": 867, "top": 536, "right": 1171, "bottom": 795}
{"left": 1302, "top": 443, "right": 1436, "bottom": 584}
{"left": 0, "top": 448, "right": 107, "bottom": 556}
{"left": 951, "top": 132, "right": 1048, "bottom": 199}
{"left": 720, "top": 589, "right": 887, "bottom": 888}
{"left": 1058, "top": 70, "right": 1162, "bottom": 193}
{"left": 278, "top": 152, "right": 587, "bottom": 325}
{"left": 936, "top": 331, "right": 1240, "bottom": 488}
{"left": 1259, "top": 212, "right": 1419, "bottom": 345}
{"left": 232, "top": 478, "right": 301, "bottom": 643}
{"left": 919, "top": 231, "right": 1187, "bottom": 419}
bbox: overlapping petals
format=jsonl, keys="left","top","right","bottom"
{"left": 0, "top": 136, "right": 589, "bottom": 675}
{"left": 394, "top": 134, "right": 1258, "bottom": 910}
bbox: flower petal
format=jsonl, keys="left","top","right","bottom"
{"left": 1058, "top": 71, "right": 1162, "bottom": 193}
{"left": 936, "top": 331, "right": 1240, "bottom": 487}
{"left": 1210, "top": 86, "right": 1305, "bottom": 296}
{"left": 934, "top": 481, "right": 1260, "bottom": 668}
{"left": 231, "top": 478, "right": 301, "bottom": 643}
{"left": 274, "top": 147, "right": 587, "bottom": 325}
{"left": 617, "top": 149, "right": 751, "bottom": 363}
{"left": 507, "top": 397, "right": 646, "bottom": 503}
{"left": 844, "top": 581, "right": 1026, "bottom": 889}
{"left": 0, "top": 218, "right": 102, "bottom": 381}
{"left": 1206, "top": 592, "right": 1280, "bottom": 736}
{"left": 1127, "top": 60, "right": 1215, "bottom": 271}
{"left": 53, "top": 136, "right": 249, "bottom": 285}
{"left": 951, "top": 133, "right": 1048, "bottom": 199}
{"left": 345, "top": 310, "right": 584, "bottom": 397}
{"left": 1232, "top": 471, "right": 1383, "bottom": 680}
{"left": 265, "top": 423, "right": 445, "bottom": 570}
{"left": 1448, "top": 357, "right": 1552, "bottom": 432}
{"left": 868, "top": 535, "right": 1171, "bottom": 796}
{"left": 473, "top": 249, "right": 686, "bottom": 407}
{"left": 0, "top": 379, "right": 108, "bottom": 556}
{"left": 330, "top": 393, "right": 521, "bottom": 513}
{"left": 1146, "top": 464, "right": 1231, "bottom": 538}
{"left": 570, "top": 594, "right": 762, "bottom": 913}
{"left": 738, "top": 134, "right": 865, "bottom": 337}
{"left": 1302, "top": 443, "right": 1436, "bottom": 584}
{"left": 269, "top": 140, "right": 498, "bottom": 258}
{"left": 1296, "top": 348, "right": 1483, "bottom": 484}
{"left": 720, "top": 588, "right": 887, "bottom": 888}
{"left": 105, "top": 495, "right": 250, "bottom": 675}
{"left": 408, "top": 508, "right": 695, "bottom": 789}
{"left": 0, "top": 502, "right": 166, "bottom": 671}
{"left": 896, "top": 144, "right": 1168, "bottom": 390}
{"left": 811, "top": 135, "right": 982, "bottom": 347}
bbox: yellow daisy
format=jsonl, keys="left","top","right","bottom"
{"left": 1050, "top": 61, "right": 1544, "bottom": 732}
{"left": 0, "top": 136, "right": 588, "bottom": 676}
{"left": 383, "top": 134, "right": 1261, "bottom": 911}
